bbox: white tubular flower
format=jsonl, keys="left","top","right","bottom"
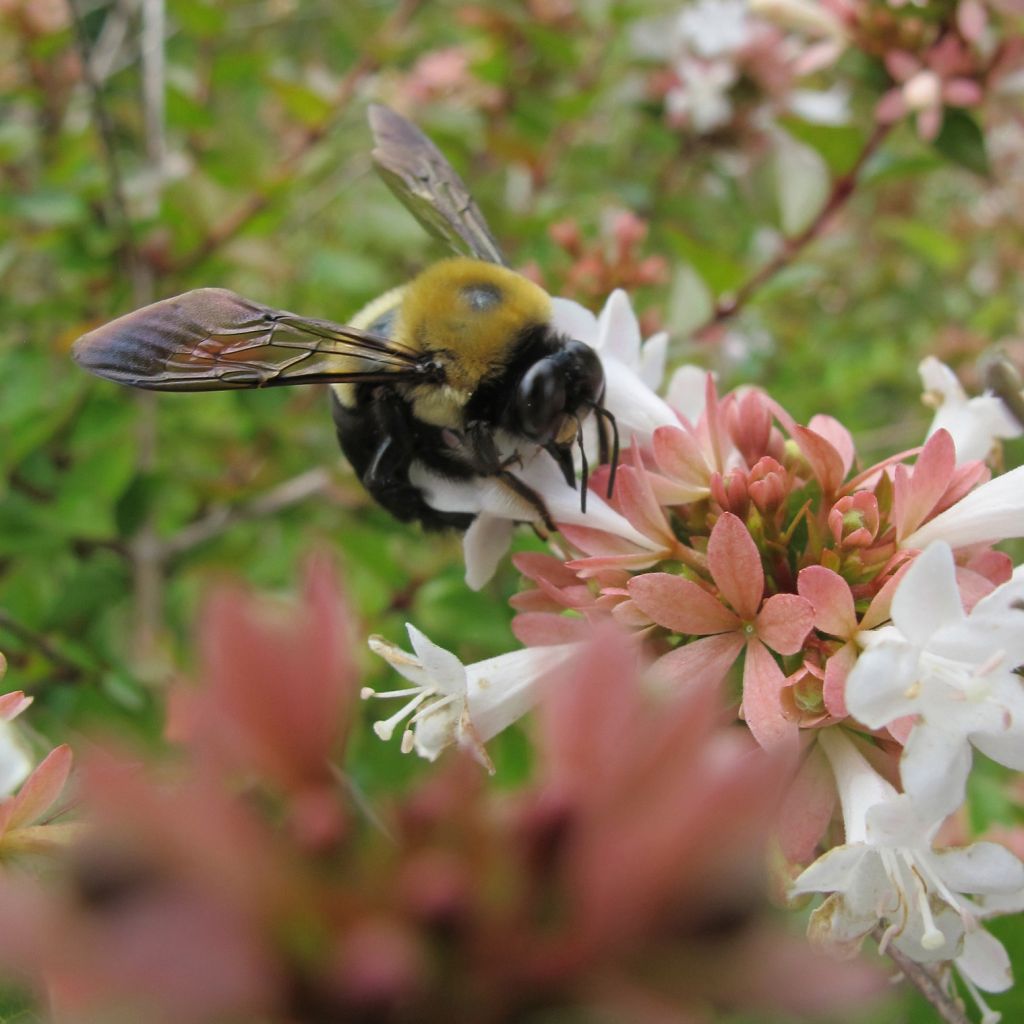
{"left": 920, "top": 356, "right": 1021, "bottom": 465}
{"left": 365, "top": 625, "right": 580, "bottom": 771}
{"left": 900, "top": 464, "right": 1024, "bottom": 551}
{"left": 551, "top": 290, "right": 677, "bottom": 443}
{"left": 410, "top": 441, "right": 659, "bottom": 591}
{"left": 846, "top": 542, "right": 1024, "bottom": 817}
{"left": 792, "top": 729, "right": 1024, "bottom": 987}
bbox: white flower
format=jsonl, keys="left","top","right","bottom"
{"left": 410, "top": 440, "right": 659, "bottom": 590}
{"left": 788, "top": 84, "right": 851, "bottom": 125}
{"left": 901, "top": 463, "right": 1024, "bottom": 551}
{"left": 365, "top": 625, "right": 580, "bottom": 770}
{"left": 666, "top": 58, "right": 737, "bottom": 133}
{"left": 0, "top": 689, "right": 33, "bottom": 797}
{"left": 920, "top": 356, "right": 1021, "bottom": 465}
{"left": 551, "top": 288, "right": 676, "bottom": 441}
{"left": 676, "top": 0, "right": 751, "bottom": 58}
{"left": 846, "top": 542, "right": 1024, "bottom": 817}
{"left": 792, "top": 729, "right": 1024, "bottom": 988}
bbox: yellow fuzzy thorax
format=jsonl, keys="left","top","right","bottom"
{"left": 395, "top": 258, "right": 551, "bottom": 393}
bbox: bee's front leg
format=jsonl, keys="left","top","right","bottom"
{"left": 459, "top": 422, "right": 557, "bottom": 533}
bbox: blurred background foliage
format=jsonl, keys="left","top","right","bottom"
{"left": 1, "top": 0, "right": 1023, "bottom": 1016}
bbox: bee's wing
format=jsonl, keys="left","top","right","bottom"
{"left": 368, "top": 104, "right": 506, "bottom": 266}
{"left": 72, "top": 288, "right": 434, "bottom": 392}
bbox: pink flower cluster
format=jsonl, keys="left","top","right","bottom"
{"left": 513, "top": 374, "right": 1012, "bottom": 752}
{"left": 0, "top": 561, "right": 881, "bottom": 1024}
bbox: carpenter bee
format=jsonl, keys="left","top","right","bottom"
{"left": 72, "top": 105, "right": 619, "bottom": 531}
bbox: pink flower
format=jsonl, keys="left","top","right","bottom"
{"left": 0, "top": 744, "right": 79, "bottom": 860}
{"left": 167, "top": 554, "right": 356, "bottom": 847}
{"left": 876, "top": 38, "right": 984, "bottom": 141}
{"left": 628, "top": 512, "right": 814, "bottom": 749}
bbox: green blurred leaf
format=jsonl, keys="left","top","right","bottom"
{"left": 877, "top": 218, "right": 963, "bottom": 272}
{"left": 778, "top": 118, "right": 866, "bottom": 176}
{"left": 933, "top": 108, "right": 990, "bottom": 178}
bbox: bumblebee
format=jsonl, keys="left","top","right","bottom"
{"left": 72, "top": 105, "right": 618, "bottom": 531}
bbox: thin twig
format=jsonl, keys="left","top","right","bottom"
{"left": 166, "top": 0, "right": 423, "bottom": 276}
{"left": 140, "top": 0, "right": 166, "bottom": 187}
{"left": 160, "top": 467, "right": 335, "bottom": 559}
{"left": 879, "top": 934, "right": 971, "bottom": 1024}
{"left": 692, "top": 122, "right": 893, "bottom": 341}
{"left": 0, "top": 611, "right": 83, "bottom": 681}
{"left": 68, "top": 0, "right": 144, "bottom": 291}
{"left": 126, "top": 0, "right": 165, "bottom": 673}
{"left": 89, "top": 0, "right": 136, "bottom": 83}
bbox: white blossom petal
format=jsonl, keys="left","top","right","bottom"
{"left": 550, "top": 297, "right": 598, "bottom": 344}
{"left": 901, "top": 464, "right": 1024, "bottom": 550}
{"left": 920, "top": 356, "right": 1021, "bottom": 465}
{"left": 957, "top": 927, "right": 1014, "bottom": 993}
{"left": 844, "top": 641, "right": 920, "bottom": 727}
{"left": 462, "top": 513, "right": 515, "bottom": 591}
{"left": 0, "top": 721, "right": 32, "bottom": 797}
{"left": 891, "top": 542, "right": 965, "bottom": 644}
{"left": 933, "top": 842, "right": 1024, "bottom": 895}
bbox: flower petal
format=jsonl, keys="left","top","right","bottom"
{"left": 7, "top": 745, "right": 72, "bottom": 831}
{"left": 463, "top": 513, "right": 515, "bottom": 591}
{"left": 406, "top": 624, "right": 467, "bottom": 697}
{"left": 708, "top": 512, "right": 764, "bottom": 620}
{"left": 957, "top": 928, "right": 1014, "bottom": 993}
{"left": 628, "top": 572, "right": 740, "bottom": 635}
{"left": 901, "top": 463, "right": 1024, "bottom": 551}
{"left": 742, "top": 639, "right": 798, "bottom": 750}
{"left": 654, "top": 632, "right": 745, "bottom": 690}
{"left": 798, "top": 565, "right": 857, "bottom": 639}
{"left": 899, "top": 723, "right": 974, "bottom": 819}
{"left": 756, "top": 593, "right": 814, "bottom": 655}
{"left": 890, "top": 542, "right": 964, "bottom": 645}
{"left": 844, "top": 642, "right": 920, "bottom": 728}
{"left": 777, "top": 742, "right": 837, "bottom": 864}
{"left": 933, "top": 842, "right": 1024, "bottom": 895}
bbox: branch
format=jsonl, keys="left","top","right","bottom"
{"left": 166, "top": 0, "right": 423, "bottom": 276}
{"left": 876, "top": 930, "right": 971, "bottom": 1024}
{"left": 693, "top": 122, "right": 892, "bottom": 341}
{"left": 0, "top": 611, "right": 84, "bottom": 683}
{"left": 160, "top": 467, "right": 336, "bottom": 559}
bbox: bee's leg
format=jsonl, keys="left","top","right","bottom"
{"left": 461, "top": 421, "right": 557, "bottom": 532}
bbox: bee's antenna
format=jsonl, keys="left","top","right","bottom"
{"left": 591, "top": 404, "right": 619, "bottom": 499}
{"left": 574, "top": 414, "right": 589, "bottom": 514}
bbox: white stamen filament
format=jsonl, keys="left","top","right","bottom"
{"left": 362, "top": 686, "right": 424, "bottom": 700}
{"left": 960, "top": 969, "right": 1002, "bottom": 1024}
{"left": 372, "top": 689, "right": 433, "bottom": 741}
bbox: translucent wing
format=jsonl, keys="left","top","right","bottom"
{"left": 368, "top": 104, "right": 506, "bottom": 266}
{"left": 72, "top": 288, "right": 438, "bottom": 392}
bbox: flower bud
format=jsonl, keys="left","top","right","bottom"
{"left": 710, "top": 468, "right": 749, "bottom": 517}
{"left": 828, "top": 493, "right": 879, "bottom": 548}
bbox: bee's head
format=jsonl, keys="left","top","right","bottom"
{"left": 515, "top": 339, "right": 604, "bottom": 446}
{"left": 514, "top": 339, "right": 619, "bottom": 511}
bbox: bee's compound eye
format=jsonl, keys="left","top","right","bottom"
{"left": 565, "top": 341, "right": 604, "bottom": 404}
{"left": 517, "top": 359, "right": 566, "bottom": 442}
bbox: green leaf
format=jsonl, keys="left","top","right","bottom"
{"left": 877, "top": 217, "right": 962, "bottom": 272}
{"left": 933, "top": 108, "right": 990, "bottom": 178}
{"left": 778, "top": 118, "right": 866, "bottom": 176}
